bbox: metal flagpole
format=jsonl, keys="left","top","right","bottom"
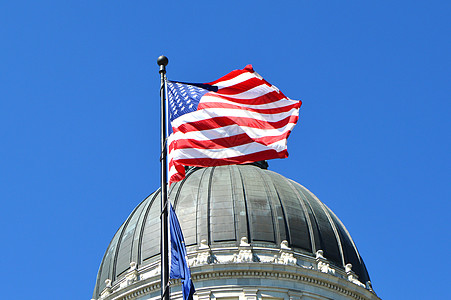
{"left": 157, "top": 55, "right": 170, "bottom": 300}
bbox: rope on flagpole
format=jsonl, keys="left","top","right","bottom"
{"left": 160, "top": 282, "right": 171, "bottom": 300}
{"left": 159, "top": 137, "right": 168, "bottom": 162}
{"left": 160, "top": 199, "right": 169, "bottom": 219}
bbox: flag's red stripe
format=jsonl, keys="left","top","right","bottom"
{"left": 214, "top": 77, "right": 270, "bottom": 95}
{"left": 203, "top": 90, "right": 287, "bottom": 106}
{"left": 197, "top": 101, "right": 298, "bottom": 114}
{"left": 169, "top": 149, "right": 288, "bottom": 170}
{"left": 168, "top": 132, "right": 290, "bottom": 153}
{"left": 207, "top": 65, "right": 254, "bottom": 85}
{"left": 173, "top": 114, "right": 299, "bottom": 134}
{"left": 169, "top": 163, "right": 187, "bottom": 183}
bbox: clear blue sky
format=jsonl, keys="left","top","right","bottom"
{"left": 1, "top": 1, "right": 449, "bottom": 299}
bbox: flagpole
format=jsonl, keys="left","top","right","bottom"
{"left": 157, "top": 55, "right": 170, "bottom": 300}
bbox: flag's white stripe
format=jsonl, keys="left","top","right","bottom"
{"left": 214, "top": 83, "right": 277, "bottom": 100}
{"left": 171, "top": 107, "right": 299, "bottom": 129}
{"left": 211, "top": 72, "right": 256, "bottom": 88}
{"left": 169, "top": 139, "right": 287, "bottom": 159}
{"left": 200, "top": 94, "right": 298, "bottom": 110}
{"left": 170, "top": 122, "right": 295, "bottom": 142}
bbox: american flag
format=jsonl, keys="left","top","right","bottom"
{"left": 166, "top": 65, "right": 301, "bottom": 183}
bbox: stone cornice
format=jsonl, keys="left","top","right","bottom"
{"left": 98, "top": 262, "right": 378, "bottom": 300}
{"left": 94, "top": 243, "right": 378, "bottom": 300}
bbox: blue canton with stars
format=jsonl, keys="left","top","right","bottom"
{"left": 167, "top": 81, "right": 218, "bottom": 123}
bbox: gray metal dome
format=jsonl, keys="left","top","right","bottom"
{"left": 93, "top": 164, "right": 371, "bottom": 298}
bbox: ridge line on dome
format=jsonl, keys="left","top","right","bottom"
{"left": 296, "top": 186, "right": 322, "bottom": 253}
{"left": 309, "top": 188, "right": 346, "bottom": 268}
{"left": 237, "top": 165, "right": 252, "bottom": 243}
{"left": 195, "top": 168, "right": 210, "bottom": 247}
{"left": 206, "top": 167, "right": 216, "bottom": 245}
{"left": 268, "top": 171, "right": 292, "bottom": 246}
{"left": 258, "top": 169, "right": 279, "bottom": 244}
{"left": 137, "top": 191, "right": 160, "bottom": 267}
{"left": 324, "top": 204, "right": 363, "bottom": 264}
{"left": 131, "top": 194, "right": 157, "bottom": 269}
{"left": 110, "top": 199, "right": 146, "bottom": 289}
{"left": 285, "top": 178, "right": 316, "bottom": 253}
{"left": 94, "top": 223, "right": 124, "bottom": 298}
{"left": 229, "top": 165, "right": 239, "bottom": 242}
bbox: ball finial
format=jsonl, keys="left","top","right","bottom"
{"left": 157, "top": 55, "right": 169, "bottom": 66}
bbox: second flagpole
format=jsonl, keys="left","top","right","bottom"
{"left": 157, "top": 55, "right": 170, "bottom": 300}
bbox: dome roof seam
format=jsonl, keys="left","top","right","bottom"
{"left": 227, "top": 165, "right": 239, "bottom": 242}
{"left": 323, "top": 203, "right": 363, "bottom": 265}
{"left": 259, "top": 169, "right": 280, "bottom": 244}
{"left": 237, "top": 165, "right": 252, "bottom": 243}
{"left": 128, "top": 197, "right": 150, "bottom": 271}
{"left": 196, "top": 167, "right": 211, "bottom": 246}
{"left": 271, "top": 180, "right": 291, "bottom": 245}
{"left": 300, "top": 191, "right": 323, "bottom": 252}
{"left": 137, "top": 191, "right": 160, "bottom": 266}
{"left": 94, "top": 213, "right": 131, "bottom": 297}
{"left": 206, "top": 166, "right": 216, "bottom": 245}
{"left": 311, "top": 191, "right": 346, "bottom": 267}
{"left": 94, "top": 224, "right": 123, "bottom": 298}
{"left": 285, "top": 177, "right": 316, "bottom": 253}
{"left": 111, "top": 207, "right": 136, "bottom": 281}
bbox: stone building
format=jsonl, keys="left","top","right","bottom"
{"left": 92, "top": 163, "right": 380, "bottom": 300}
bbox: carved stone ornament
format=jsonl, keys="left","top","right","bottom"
{"left": 100, "top": 279, "right": 112, "bottom": 299}
{"left": 315, "top": 250, "right": 335, "bottom": 275}
{"left": 345, "top": 263, "right": 365, "bottom": 287}
{"left": 125, "top": 262, "right": 139, "bottom": 286}
{"left": 278, "top": 240, "right": 297, "bottom": 265}
{"left": 194, "top": 240, "right": 217, "bottom": 266}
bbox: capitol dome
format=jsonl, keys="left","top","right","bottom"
{"left": 92, "top": 163, "right": 378, "bottom": 300}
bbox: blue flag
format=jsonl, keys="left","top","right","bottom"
{"left": 169, "top": 203, "right": 195, "bottom": 300}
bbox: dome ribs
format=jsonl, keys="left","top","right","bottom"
{"left": 326, "top": 207, "right": 371, "bottom": 283}
{"left": 140, "top": 191, "right": 162, "bottom": 262}
{"left": 119, "top": 196, "right": 153, "bottom": 277}
{"left": 271, "top": 181, "right": 291, "bottom": 246}
{"left": 236, "top": 165, "right": 252, "bottom": 243}
{"left": 171, "top": 168, "right": 202, "bottom": 247}
{"left": 272, "top": 173, "right": 312, "bottom": 253}
{"left": 230, "top": 165, "right": 245, "bottom": 243}
{"left": 258, "top": 168, "right": 284, "bottom": 244}
{"left": 195, "top": 167, "right": 213, "bottom": 245}
{"left": 137, "top": 192, "right": 159, "bottom": 265}
{"left": 304, "top": 187, "right": 346, "bottom": 268}
{"left": 111, "top": 199, "right": 148, "bottom": 280}
{"left": 95, "top": 221, "right": 126, "bottom": 297}
{"left": 209, "top": 166, "right": 237, "bottom": 242}
{"left": 296, "top": 188, "right": 323, "bottom": 254}
{"left": 241, "top": 165, "right": 276, "bottom": 243}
